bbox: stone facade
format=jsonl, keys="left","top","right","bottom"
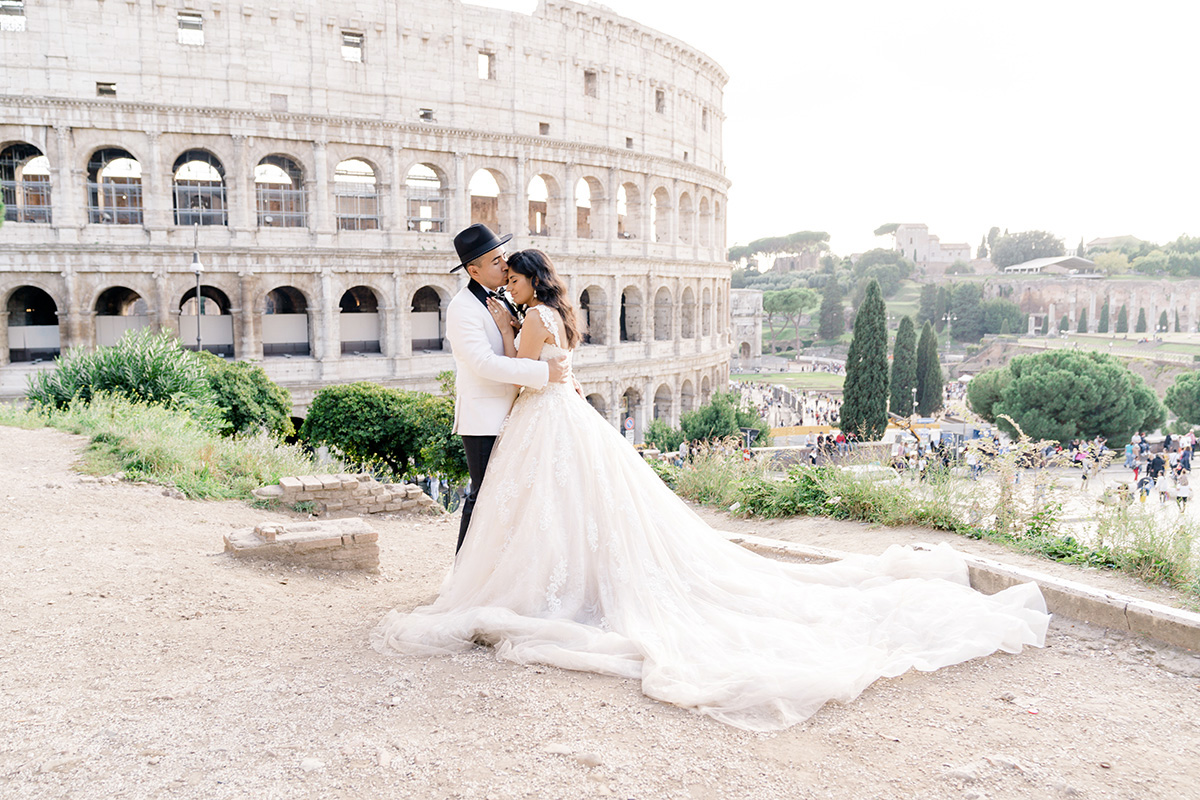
{"left": 0, "top": 0, "right": 731, "bottom": 442}
{"left": 730, "top": 288, "right": 763, "bottom": 362}
{"left": 992, "top": 278, "right": 1200, "bottom": 335}
{"left": 893, "top": 224, "right": 970, "bottom": 270}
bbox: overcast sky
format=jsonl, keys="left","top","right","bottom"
{"left": 477, "top": 0, "right": 1199, "bottom": 256}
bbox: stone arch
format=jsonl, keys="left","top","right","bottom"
{"left": 714, "top": 199, "right": 725, "bottom": 250}
{"left": 681, "top": 379, "right": 696, "bottom": 413}
{"left": 178, "top": 284, "right": 234, "bottom": 356}
{"left": 262, "top": 285, "right": 311, "bottom": 356}
{"left": 578, "top": 285, "right": 608, "bottom": 345}
{"left": 651, "top": 185, "right": 671, "bottom": 243}
{"left": 86, "top": 147, "right": 143, "bottom": 225}
{"left": 0, "top": 142, "right": 51, "bottom": 223}
{"left": 406, "top": 162, "right": 448, "bottom": 232}
{"left": 339, "top": 285, "right": 382, "bottom": 354}
{"left": 469, "top": 167, "right": 510, "bottom": 234}
{"left": 411, "top": 285, "right": 448, "bottom": 351}
{"left": 94, "top": 285, "right": 151, "bottom": 347}
{"left": 681, "top": 286, "right": 696, "bottom": 338}
{"left": 701, "top": 374, "right": 712, "bottom": 404}
{"left": 678, "top": 191, "right": 694, "bottom": 245}
{"left": 619, "top": 285, "right": 643, "bottom": 342}
{"left": 527, "top": 173, "right": 560, "bottom": 237}
{"left": 173, "top": 149, "right": 227, "bottom": 226}
{"left": 575, "top": 175, "right": 604, "bottom": 239}
{"left": 702, "top": 287, "right": 713, "bottom": 336}
{"left": 654, "top": 286, "right": 672, "bottom": 341}
{"left": 255, "top": 154, "right": 307, "bottom": 228}
{"left": 739, "top": 341, "right": 752, "bottom": 359}
{"left": 620, "top": 386, "right": 642, "bottom": 431}
{"left": 334, "top": 157, "right": 380, "bottom": 231}
{"left": 653, "top": 383, "right": 673, "bottom": 421}
{"left": 617, "top": 181, "right": 641, "bottom": 239}
{"left": 6, "top": 285, "right": 60, "bottom": 362}
{"left": 585, "top": 393, "right": 608, "bottom": 417}
{"left": 698, "top": 196, "right": 711, "bottom": 247}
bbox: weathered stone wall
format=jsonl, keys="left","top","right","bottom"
{"left": 253, "top": 473, "right": 443, "bottom": 517}
{"left": 224, "top": 518, "right": 380, "bottom": 571}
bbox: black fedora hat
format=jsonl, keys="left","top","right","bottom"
{"left": 450, "top": 223, "right": 513, "bottom": 273}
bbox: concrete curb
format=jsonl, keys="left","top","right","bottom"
{"left": 726, "top": 532, "right": 1200, "bottom": 652}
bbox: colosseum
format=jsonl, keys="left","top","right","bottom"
{"left": 0, "top": 0, "right": 732, "bottom": 441}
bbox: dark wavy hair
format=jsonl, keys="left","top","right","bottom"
{"left": 505, "top": 249, "right": 582, "bottom": 349}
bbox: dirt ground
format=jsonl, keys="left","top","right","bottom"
{"left": 2, "top": 426, "right": 1199, "bottom": 800}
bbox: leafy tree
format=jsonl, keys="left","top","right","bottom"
{"left": 1098, "top": 303, "right": 1110, "bottom": 333}
{"left": 646, "top": 418, "right": 685, "bottom": 453}
{"left": 1158, "top": 310, "right": 1169, "bottom": 333}
{"left": 680, "top": 391, "right": 770, "bottom": 446}
{"left": 874, "top": 222, "right": 900, "bottom": 236}
{"left": 727, "top": 245, "right": 753, "bottom": 264}
{"left": 817, "top": 279, "right": 845, "bottom": 340}
{"left": 999, "top": 318, "right": 1012, "bottom": 336}
{"left": 981, "top": 298, "right": 1024, "bottom": 335}
{"left": 851, "top": 248, "right": 913, "bottom": 298}
{"left": 198, "top": 353, "right": 294, "bottom": 438}
{"left": 965, "top": 368, "right": 1010, "bottom": 420}
{"left": 1092, "top": 251, "right": 1130, "bottom": 275}
{"left": 840, "top": 280, "right": 889, "bottom": 440}
{"left": 917, "top": 283, "right": 937, "bottom": 326}
{"left": 949, "top": 283, "right": 984, "bottom": 342}
{"left": 1115, "top": 305, "right": 1129, "bottom": 333}
{"left": 761, "top": 291, "right": 789, "bottom": 353}
{"left": 1058, "top": 314, "right": 1069, "bottom": 332}
{"left": 1135, "top": 308, "right": 1147, "bottom": 333}
{"left": 978, "top": 350, "right": 1165, "bottom": 443}
{"left": 1077, "top": 238, "right": 1086, "bottom": 257}
{"left": 769, "top": 287, "right": 819, "bottom": 352}
{"left": 987, "top": 227, "right": 1001, "bottom": 251}
{"left": 1039, "top": 315, "right": 1049, "bottom": 335}
{"left": 977, "top": 236, "right": 988, "bottom": 259}
{"left": 990, "top": 230, "right": 1066, "bottom": 268}
{"left": 915, "top": 321, "right": 943, "bottom": 416}
{"left": 1165, "top": 372, "right": 1200, "bottom": 428}
{"left": 934, "top": 286, "right": 951, "bottom": 331}
{"left": 889, "top": 315, "right": 917, "bottom": 416}
{"left": 1076, "top": 308, "right": 1088, "bottom": 334}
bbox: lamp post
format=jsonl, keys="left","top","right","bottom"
{"left": 942, "top": 312, "right": 957, "bottom": 358}
{"left": 911, "top": 385, "right": 918, "bottom": 416}
{"left": 191, "top": 223, "right": 203, "bottom": 352}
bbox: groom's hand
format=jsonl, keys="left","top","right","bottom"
{"left": 547, "top": 354, "right": 569, "bottom": 383}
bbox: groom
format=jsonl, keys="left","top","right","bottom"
{"left": 445, "top": 223, "right": 568, "bottom": 553}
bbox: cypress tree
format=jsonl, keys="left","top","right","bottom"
{"left": 1059, "top": 314, "right": 1069, "bottom": 332}
{"left": 1116, "top": 305, "right": 1129, "bottom": 333}
{"left": 840, "top": 279, "right": 889, "bottom": 440}
{"left": 1176, "top": 309, "right": 1181, "bottom": 333}
{"left": 917, "top": 283, "right": 937, "bottom": 327}
{"left": 1039, "top": 315, "right": 1049, "bottom": 335}
{"left": 934, "top": 286, "right": 950, "bottom": 331}
{"left": 999, "top": 318, "right": 1012, "bottom": 336}
{"left": 915, "top": 321, "right": 943, "bottom": 416}
{"left": 817, "top": 279, "right": 845, "bottom": 340}
{"left": 1076, "top": 308, "right": 1088, "bottom": 333}
{"left": 1135, "top": 308, "right": 1147, "bottom": 333}
{"left": 1159, "top": 310, "right": 1169, "bottom": 333}
{"left": 1098, "top": 303, "right": 1109, "bottom": 333}
{"left": 889, "top": 315, "right": 918, "bottom": 416}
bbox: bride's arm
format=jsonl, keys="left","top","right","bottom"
{"left": 515, "top": 310, "right": 552, "bottom": 361}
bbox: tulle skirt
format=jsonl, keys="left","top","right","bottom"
{"left": 373, "top": 382, "right": 1048, "bottom": 731}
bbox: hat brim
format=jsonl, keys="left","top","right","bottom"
{"left": 450, "top": 233, "right": 514, "bottom": 273}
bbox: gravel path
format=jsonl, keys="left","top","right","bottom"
{"left": 2, "top": 426, "right": 1199, "bottom": 800}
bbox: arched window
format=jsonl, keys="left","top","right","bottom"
{"left": 6, "top": 286, "right": 60, "bottom": 362}
{"left": 681, "top": 380, "right": 695, "bottom": 413}
{"left": 616, "top": 183, "right": 639, "bottom": 239}
{"left": 0, "top": 143, "right": 51, "bottom": 223}
{"left": 411, "top": 286, "right": 445, "bottom": 351}
{"left": 574, "top": 177, "right": 603, "bottom": 239}
{"left": 653, "top": 384, "right": 673, "bottom": 421}
{"left": 469, "top": 169, "right": 503, "bottom": 233}
{"left": 173, "top": 150, "right": 226, "bottom": 226}
{"left": 678, "top": 192, "right": 694, "bottom": 245}
{"left": 94, "top": 286, "right": 150, "bottom": 347}
{"left": 334, "top": 159, "right": 379, "bottom": 230}
{"left": 651, "top": 187, "right": 670, "bottom": 243}
{"left": 339, "top": 286, "right": 381, "bottom": 354}
{"left": 621, "top": 388, "right": 640, "bottom": 430}
{"left": 585, "top": 393, "right": 608, "bottom": 417}
{"left": 578, "top": 285, "right": 607, "bottom": 345}
{"left": 262, "top": 286, "right": 310, "bottom": 356}
{"left": 698, "top": 197, "right": 712, "bottom": 247}
{"left": 87, "top": 148, "right": 143, "bottom": 225}
{"left": 406, "top": 164, "right": 445, "bottom": 232}
{"left": 179, "top": 284, "right": 234, "bottom": 356}
{"left": 654, "top": 287, "right": 672, "bottom": 341}
{"left": 255, "top": 155, "right": 307, "bottom": 227}
{"left": 527, "top": 174, "right": 554, "bottom": 236}
{"left": 701, "top": 375, "right": 712, "bottom": 405}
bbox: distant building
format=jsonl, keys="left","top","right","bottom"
{"left": 892, "top": 223, "right": 971, "bottom": 270}
{"left": 730, "top": 289, "right": 763, "bottom": 363}
{"left": 1085, "top": 235, "right": 1146, "bottom": 253}
{"left": 1002, "top": 256, "right": 1098, "bottom": 275}
{"left": 770, "top": 252, "right": 819, "bottom": 273}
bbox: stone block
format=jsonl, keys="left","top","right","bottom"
{"left": 322, "top": 500, "right": 344, "bottom": 512}
{"left": 352, "top": 488, "right": 372, "bottom": 498}
{"left": 299, "top": 476, "right": 323, "bottom": 492}
{"left": 405, "top": 485, "right": 425, "bottom": 499}
{"left": 224, "top": 518, "right": 379, "bottom": 571}
{"left": 337, "top": 473, "right": 359, "bottom": 490}
{"left": 367, "top": 503, "right": 385, "bottom": 513}
{"left": 279, "top": 476, "right": 304, "bottom": 493}
{"left": 317, "top": 474, "right": 341, "bottom": 490}
{"left": 384, "top": 501, "right": 404, "bottom": 512}
{"left": 253, "top": 485, "right": 284, "bottom": 500}
{"left": 294, "top": 492, "right": 315, "bottom": 502}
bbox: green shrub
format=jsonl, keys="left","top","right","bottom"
{"left": 645, "top": 418, "right": 684, "bottom": 453}
{"left": 26, "top": 328, "right": 207, "bottom": 410}
{"left": 301, "top": 381, "right": 467, "bottom": 483}
{"left": 198, "top": 353, "right": 294, "bottom": 438}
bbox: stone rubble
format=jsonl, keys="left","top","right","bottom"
{"left": 223, "top": 518, "right": 380, "bottom": 571}
{"left": 252, "top": 473, "right": 443, "bottom": 517}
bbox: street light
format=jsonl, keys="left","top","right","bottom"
{"left": 942, "top": 312, "right": 957, "bottom": 357}
{"left": 911, "top": 385, "right": 918, "bottom": 416}
{"left": 191, "top": 223, "right": 203, "bottom": 352}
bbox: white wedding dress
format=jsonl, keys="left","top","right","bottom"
{"left": 373, "top": 306, "right": 1049, "bottom": 731}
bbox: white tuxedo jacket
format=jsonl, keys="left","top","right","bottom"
{"left": 445, "top": 283, "right": 549, "bottom": 436}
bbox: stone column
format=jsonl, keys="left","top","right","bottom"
{"left": 153, "top": 269, "right": 173, "bottom": 334}
{"left": 49, "top": 124, "right": 79, "bottom": 233}
{"left": 671, "top": 277, "right": 682, "bottom": 356}
{"left": 143, "top": 131, "right": 170, "bottom": 236}
{"left": 513, "top": 155, "right": 527, "bottom": 239}
{"left": 605, "top": 167, "right": 619, "bottom": 255}
{"left": 0, "top": 311, "right": 9, "bottom": 366}
{"left": 311, "top": 141, "right": 333, "bottom": 234}
{"left": 609, "top": 275, "right": 621, "bottom": 347}
{"left": 238, "top": 272, "right": 261, "bottom": 359}
{"left": 1088, "top": 292, "right": 1098, "bottom": 333}
{"left": 230, "top": 135, "right": 255, "bottom": 233}
{"left": 391, "top": 141, "right": 406, "bottom": 234}
{"left": 639, "top": 174, "right": 651, "bottom": 257}
{"left": 1046, "top": 302, "right": 1056, "bottom": 337}
{"left": 453, "top": 152, "right": 467, "bottom": 235}
{"left": 396, "top": 276, "right": 413, "bottom": 360}
{"left": 561, "top": 161, "right": 575, "bottom": 247}
{"left": 316, "top": 269, "right": 337, "bottom": 372}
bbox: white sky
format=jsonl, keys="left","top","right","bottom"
{"left": 476, "top": 0, "right": 1200, "bottom": 256}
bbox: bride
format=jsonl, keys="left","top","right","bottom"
{"left": 373, "top": 250, "right": 1049, "bottom": 732}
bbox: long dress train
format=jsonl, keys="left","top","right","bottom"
{"left": 373, "top": 306, "right": 1049, "bottom": 731}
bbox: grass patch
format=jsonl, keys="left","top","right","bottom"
{"left": 1, "top": 394, "right": 327, "bottom": 500}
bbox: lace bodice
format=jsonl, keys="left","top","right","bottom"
{"left": 516, "top": 304, "right": 572, "bottom": 373}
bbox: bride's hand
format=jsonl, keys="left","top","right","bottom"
{"left": 487, "top": 297, "right": 517, "bottom": 334}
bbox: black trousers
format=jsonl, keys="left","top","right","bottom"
{"left": 458, "top": 435, "right": 497, "bottom": 553}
